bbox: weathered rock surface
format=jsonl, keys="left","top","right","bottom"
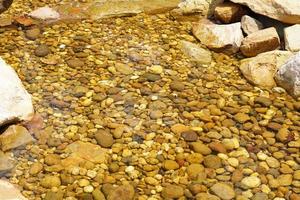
{"left": 0, "top": 151, "right": 15, "bottom": 173}
{"left": 241, "top": 15, "right": 263, "bottom": 35}
{"left": 284, "top": 24, "right": 300, "bottom": 52}
{"left": 64, "top": 141, "right": 107, "bottom": 165}
{"left": 0, "top": 58, "right": 34, "bottom": 127}
{"left": 181, "top": 40, "right": 212, "bottom": 65}
{"left": 239, "top": 50, "right": 293, "bottom": 88}
{"left": 177, "top": 0, "right": 224, "bottom": 16}
{"left": 29, "top": 6, "right": 60, "bottom": 20}
{"left": 240, "top": 27, "right": 280, "bottom": 57}
{"left": 193, "top": 19, "right": 243, "bottom": 54}
{"left": 276, "top": 52, "right": 300, "bottom": 97}
{"left": 0, "top": 180, "right": 27, "bottom": 200}
{"left": 214, "top": 2, "right": 247, "bottom": 23}
{"left": 0, "top": 125, "right": 34, "bottom": 151}
{"left": 230, "top": 0, "right": 300, "bottom": 24}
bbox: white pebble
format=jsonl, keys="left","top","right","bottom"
{"left": 83, "top": 185, "right": 94, "bottom": 193}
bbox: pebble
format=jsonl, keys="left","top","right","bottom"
{"left": 241, "top": 176, "right": 261, "bottom": 188}
{"left": 170, "top": 81, "right": 185, "bottom": 91}
{"left": 107, "top": 184, "right": 135, "bottom": 200}
{"left": 203, "top": 155, "right": 222, "bottom": 169}
{"left": 34, "top": 44, "right": 50, "bottom": 57}
{"left": 29, "top": 162, "right": 43, "bottom": 175}
{"left": 277, "top": 174, "right": 293, "bottom": 186}
{"left": 149, "top": 65, "right": 163, "bottom": 74}
{"left": 211, "top": 182, "right": 235, "bottom": 200}
{"left": 163, "top": 160, "right": 179, "bottom": 170}
{"left": 266, "top": 157, "right": 280, "bottom": 168}
{"left": 94, "top": 130, "right": 114, "bottom": 148}
{"left": 67, "top": 58, "right": 84, "bottom": 68}
{"left": 40, "top": 175, "right": 61, "bottom": 188}
{"left": 162, "top": 184, "right": 184, "bottom": 199}
{"left": 181, "top": 130, "right": 198, "bottom": 142}
{"left": 234, "top": 113, "right": 250, "bottom": 123}
{"left": 25, "top": 28, "right": 41, "bottom": 40}
{"left": 190, "top": 142, "right": 212, "bottom": 155}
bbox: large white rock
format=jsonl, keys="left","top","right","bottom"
{"left": 29, "top": 6, "right": 60, "bottom": 20}
{"left": 240, "top": 50, "right": 293, "bottom": 88}
{"left": 230, "top": 0, "right": 300, "bottom": 24}
{"left": 193, "top": 19, "right": 244, "bottom": 54}
{"left": 178, "top": 0, "right": 224, "bottom": 16}
{"left": 276, "top": 52, "right": 300, "bottom": 97}
{"left": 284, "top": 24, "right": 300, "bottom": 52}
{"left": 0, "top": 58, "right": 34, "bottom": 126}
{"left": 0, "top": 180, "right": 27, "bottom": 200}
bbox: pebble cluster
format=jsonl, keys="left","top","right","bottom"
{"left": 0, "top": 1, "right": 300, "bottom": 200}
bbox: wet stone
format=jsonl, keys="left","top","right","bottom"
{"left": 162, "top": 184, "right": 184, "bottom": 199}
{"left": 34, "top": 44, "right": 50, "bottom": 57}
{"left": 181, "top": 130, "right": 198, "bottom": 142}
{"left": 211, "top": 182, "right": 235, "bottom": 200}
{"left": 94, "top": 130, "right": 114, "bottom": 148}
{"left": 203, "top": 155, "right": 222, "bottom": 169}
{"left": 25, "top": 28, "right": 41, "bottom": 40}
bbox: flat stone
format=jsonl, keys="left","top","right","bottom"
{"left": 211, "top": 182, "right": 235, "bottom": 200}
{"left": 0, "top": 125, "right": 34, "bottom": 151}
{"left": 0, "top": 180, "right": 27, "bottom": 200}
{"left": 177, "top": 0, "right": 224, "bottom": 16}
{"left": 162, "top": 184, "right": 184, "bottom": 199}
{"left": 0, "top": 58, "right": 34, "bottom": 126}
{"left": 64, "top": 141, "right": 107, "bottom": 164}
{"left": 214, "top": 2, "right": 247, "bottom": 23}
{"left": 203, "top": 155, "right": 222, "bottom": 169}
{"left": 35, "top": 44, "right": 50, "bottom": 57}
{"left": 284, "top": 24, "right": 300, "bottom": 52}
{"left": 181, "top": 40, "right": 212, "bottom": 65}
{"left": 241, "top": 15, "right": 263, "bottom": 35}
{"left": 190, "top": 142, "right": 212, "bottom": 155}
{"left": 240, "top": 27, "right": 280, "bottom": 57}
{"left": 277, "top": 174, "right": 293, "bottom": 186}
{"left": 94, "top": 130, "right": 114, "bottom": 148}
{"left": 193, "top": 19, "right": 243, "bottom": 54}
{"left": 29, "top": 6, "right": 60, "bottom": 20}
{"left": 186, "top": 163, "right": 205, "bottom": 180}
{"left": 163, "top": 160, "right": 179, "bottom": 170}
{"left": 241, "top": 176, "right": 261, "bottom": 188}
{"left": 181, "top": 130, "right": 198, "bottom": 142}
{"left": 234, "top": 113, "right": 250, "bottom": 123}
{"left": 25, "top": 28, "right": 41, "bottom": 40}
{"left": 239, "top": 50, "right": 293, "bottom": 88}
{"left": 276, "top": 52, "right": 300, "bottom": 97}
{"left": 107, "top": 184, "right": 135, "bottom": 200}
{"left": 40, "top": 175, "right": 61, "bottom": 188}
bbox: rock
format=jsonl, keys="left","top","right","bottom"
{"left": 45, "top": 154, "right": 61, "bottom": 166}
{"left": 29, "top": 6, "right": 60, "bottom": 20}
{"left": 162, "top": 184, "right": 184, "bottom": 199}
{"left": 149, "top": 110, "right": 163, "bottom": 119}
{"left": 181, "top": 130, "right": 198, "bottom": 142}
{"left": 284, "top": 24, "right": 300, "bottom": 52}
{"left": 234, "top": 113, "right": 250, "bottom": 123}
{"left": 239, "top": 50, "right": 293, "bottom": 88}
{"left": 0, "top": 180, "right": 27, "bottom": 200}
{"left": 190, "top": 142, "right": 212, "bottom": 155}
{"left": 171, "top": 124, "right": 190, "bottom": 135}
{"left": 94, "top": 130, "right": 114, "bottom": 148}
{"left": 0, "top": 58, "right": 34, "bottom": 126}
{"left": 277, "top": 174, "right": 293, "bottom": 186}
{"left": 177, "top": 0, "right": 224, "bottom": 16}
{"left": 266, "top": 156, "right": 280, "bottom": 168}
{"left": 142, "top": 72, "right": 161, "bottom": 82}
{"left": 163, "top": 160, "right": 179, "bottom": 170}
{"left": 67, "top": 58, "right": 84, "bottom": 68}
{"left": 0, "top": 0, "right": 13, "bottom": 14}
{"left": 240, "top": 27, "right": 280, "bottom": 57}
{"left": 203, "top": 155, "right": 222, "bottom": 169}
{"left": 276, "top": 52, "right": 300, "bottom": 97}
{"left": 44, "top": 191, "right": 63, "bottom": 200}
{"left": 29, "top": 162, "right": 43, "bottom": 175}
{"left": 40, "top": 175, "right": 61, "bottom": 188}
{"left": 35, "top": 44, "right": 50, "bottom": 57}
{"left": 181, "top": 40, "right": 212, "bottom": 65}
{"left": 252, "top": 193, "right": 268, "bottom": 200}
{"left": 230, "top": 0, "right": 300, "bottom": 24}
{"left": 193, "top": 19, "right": 243, "bottom": 54}
{"left": 115, "top": 63, "right": 134, "bottom": 75}
{"left": 0, "top": 151, "right": 14, "bottom": 173}
{"left": 25, "top": 28, "right": 41, "bottom": 40}
{"left": 170, "top": 81, "right": 185, "bottom": 91}
{"left": 210, "top": 182, "right": 235, "bottom": 200}
{"left": 0, "top": 16, "right": 13, "bottom": 27}
{"left": 0, "top": 125, "right": 34, "bottom": 151}
{"left": 214, "top": 2, "right": 247, "bottom": 23}
{"left": 254, "top": 96, "right": 272, "bottom": 107}
{"left": 241, "top": 176, "right": 261, "bottom": 188}
{"left": 149, "top": 65, "right": 163, "bottom": 74}
{"left": 241, "top": 15, "right": 263, "bottom": 35}
{"left": 196, "top": 193, "right": 221, "bottom": 200}
{"left": 186, "top": 163, "right": 205, "bottom": 179}
{"left": 92, "top": 189, "right": 106, "bottom": 200}
{"left": 107, "top": 184, "right": 135, "bottom": 200}
{"left": 64, "top": 141, "right": 107, "bottom": 165}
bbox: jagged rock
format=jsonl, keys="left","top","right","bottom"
{"left": 240, "top": 27, "right": 280, "bottom": 57}
{"left": 0, "top": 125, "right": 34, "bottom": 151}
{"left": 0, "top": 179, "right": 27, "bottom": 200}
{"left": 177, "top": 0, "right": 224, "bottom": 16}
{"left": 181, "top": 40, "right": 212, "bottom": 65}
{"left": 192, "top": 19, "right": 243, "bottom": 54}
{"left": 214, "top": 2, "right": 247, "bottom": 23}
{"left": 0, "top": 58, "right": 34, "bottom": 127}
{"left": 241, "top": 15, "right": 263, "bottom": 35}
{"left": 230, "top": 0, "right": 300, "bottom": 24}
{"left": 284, "top": 24, "right": 300, "bottom": 52}
{"left": 240, "top": 50, "right": 293, "bottom": 88}
{"left": 276, "top": 52, "right": 300, "bottom": 97}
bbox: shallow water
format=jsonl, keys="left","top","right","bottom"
{"left": 0, "top": 0, "right": 300, "bottom": 200}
